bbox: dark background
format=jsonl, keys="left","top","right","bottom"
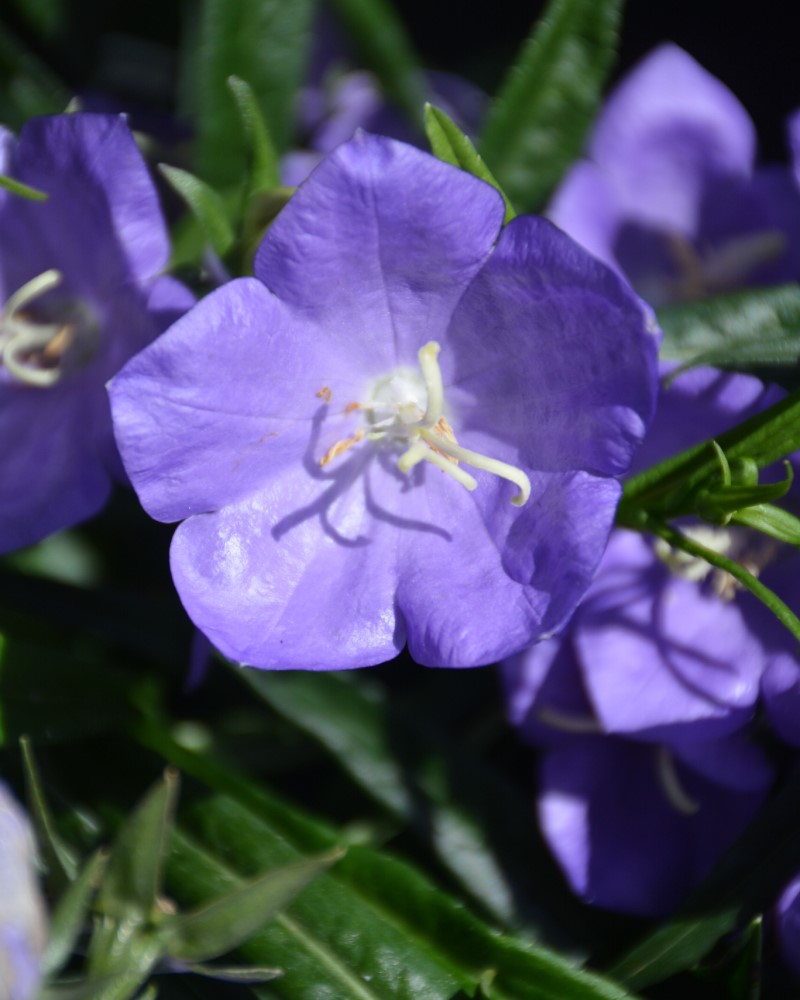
{"left": 4, "top": 0, "right": 797, "bottom": 162}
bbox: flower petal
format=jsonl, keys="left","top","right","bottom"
{"left": 589, "top": 44, "right": 756, "bottom": 234}
{"left": 256, "top": 131, "right": 506, "bottom": 368}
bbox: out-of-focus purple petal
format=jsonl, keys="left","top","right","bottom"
{"left": 576, "top": 531, "right": 764, "bottom": 742}
{"left": 589, "top": 44, "right": 755, "bottom": 234}
{"left": 539, "top": 735, "right": 771, "bottom": 916}
{"left": 0, "top": 784, "right": 47, "bottom": 1000}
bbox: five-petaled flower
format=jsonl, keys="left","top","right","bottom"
{"left": 0, "top": 113, "right": 193, "bottom": 552}
{"left": 110, "top": 132, "right": 659, "bottom": 670}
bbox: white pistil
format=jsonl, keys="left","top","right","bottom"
{"left": 656, "top": 746, "right": 700, "bottom": 816}
{"left": 319, "top": 340, "right": 531, "bottom": 507}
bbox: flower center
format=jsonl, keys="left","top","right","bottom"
{"left": 665, "top": 230, "right": 786, "bottom": 301}
{"left": 319, "top": 341, "right": 531, "bottom": 506}
{"left": 0, "top": 270, "right": 100, "bottom": 388}
{"left": 654, "top": 524, "right": 780, "bottom": 600}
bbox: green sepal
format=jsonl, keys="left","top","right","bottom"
{"left": 226, "top": 75, "right": 280, "bottom": 193}
{"left": 157, "top": 164, "right": 234, "bottom": 257}
{"left": 731, "top": 503, "right": 800, "bottom": 546}
{"left": 424, "top": 104, "right": 516, "bottom": 224}
{"left": 20, "top": 735, "right": 79, "bottom": 889}
{"left": 162, "top": 848, "right": 344, "bottom": 963}
{"left": 42, "top": 849, "right": 108, "bottom": 978}
{"left": 724, "top": 916, "right": 763, "bottom": 1000}
{"left": 478, "top": 0, "right": 623, "bottom": 211}
{"left": 619, "top": 388, "right": 800, "bottom": 521}
{"left": 694, "top": 462, "right": 793, "bottom": 524}
{"left": 0, "top": 173, "right": 48, "bottom": 200}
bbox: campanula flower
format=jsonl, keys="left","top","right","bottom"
{"left": 0, "top": 783, "right": 47, "bottom": 1000}
{"left": 110, "top": 132, "right": 658, "bottom": 670}
{"left": 548, "top": 44, "right": 800, "bottom": 306}
{"left": 503, "top": 365, "right": 786, "bottom": 913}
{"left": 0, "top": 113, "right": 193, "bottom": 552}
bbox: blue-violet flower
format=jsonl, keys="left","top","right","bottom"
{"left": 548, "top": 44, "right": 800, "bottom": 306}
{"left": 0, "top": 113, "right": 193, "bottom": 552}
{"left": 110, "top": 132, "right": 659, "bottom": 670}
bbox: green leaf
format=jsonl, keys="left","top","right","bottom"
{"left": 0, "top": 20, "right": 68, "bottom": 127}
{"left": 607, "top": 910, "right": 738, "bottom": 990}
{"left": 42, "top": 849, "right": 108, "bottom": 978}
{"left": 731, "top": 503, "right": 800, "bottom": 545}
{"left": 0, "top": 173, "right": 48, "bottom": 200}
{"left": 20, "top": 735, "right": 79, "bottom": 887}
{"left": 659, "top": 284, "right": 800, "bottom": 388}
{"left": 95, "top": 770, "right": 178, "bottom": 920}
{"left": 178, "top": 0, "right": 317, "bottom": 186}
{"left": 619, "top": 387, "right": 800, "bottom": 518}
{"left": 164, "top": 849, "right": 344, "bottom": 962}
{"left": 158, "top": 164, "right": 234, "bottom": 257}
{"left": 479, "top": 0, "right": 623, "bottom": 211}
{"left": 238, "top": 668, "right": 580, "bottom": 945}
{"left": 226, "top": 75, "right": 281, "bottom": 193}
{"left": 328, "top": 0, "right": 426, "bottom": 126}
{"left": 425, "top": 104, "right": 516, "bottom": 223}
{"left": 139, "top": 725, "right": 637, "bottom": 1000}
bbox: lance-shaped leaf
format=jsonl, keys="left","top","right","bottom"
{"left": 137, "top": 724, "right": 637, "bottom": 1000}
{"left": 95, "top": 770, "right": 178, "bottom": 919}
{"left": 21, "top": 734, "right": 79, "bottom": 888}
{"left": 659, "top": 284, "right": 800, "bottom": 390}
{"left": 425, "top": 104, "right": 516, "bottom": 223}
{"left": 226, "top": 75, "right": 280, "bottom": 194}
{"left": 42, "top": 849, "right": 108, "bottom": 978}
{"left": 163, "top": 849, "right": 344, "bottom": 963}
{"left": 177, "top": 0, "right": 316, "bottom": 186}
{"left": 158, "top": 165, "right": 234, "bottom": 258}
{"left": 479, "top": 0, "right": 623, "bottom": 211}
{"left": 731, "top": 503, "right": 800, "bottom": 545}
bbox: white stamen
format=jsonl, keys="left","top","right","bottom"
{"left": 318, "top": 340, "right": 531, "bottom": 506}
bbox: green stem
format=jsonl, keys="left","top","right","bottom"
{"left": 641, "top": 516, "right": 800, "bottom": 645}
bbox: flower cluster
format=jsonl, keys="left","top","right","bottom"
{"left": 503, "top": 44, "right": 800, "bottom": 930}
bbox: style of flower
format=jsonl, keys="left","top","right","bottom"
{"left": 0, "top": 113, "right": 193, "bottom": 552}
{"left": 503, "top": 366, "right": 788, "bottom": 915}
{"left": 548, "top": 44, "right": 800, "bottom": 306}
{"left": 0, "top": 783, "right": 47, "bottom": 1000}
{"left": 110, "top": 132, "right": 659, "bottom": 670}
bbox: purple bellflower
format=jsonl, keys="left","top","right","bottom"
{"left": 110, "top": 132, "right": 659, "bottom": 670}
{"left": 0, "top": 113, "right": 193, "bottom": 553}
{"left": 0, "top": 783, "right": 47, "bottom": 1000}
{"left": 503, "top": 366, "right": 785, "bottom": 915}
{"left": 548, "top": 44, "right": 800, "bottom": 306}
